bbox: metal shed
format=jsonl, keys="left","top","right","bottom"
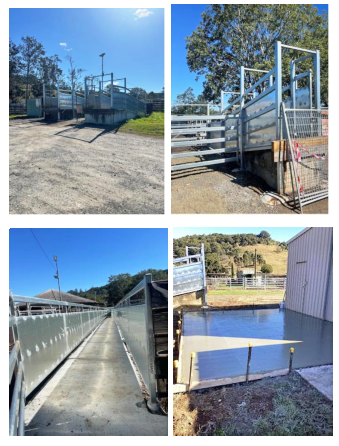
{"left": 285, "top": 227, "right": 333, "bottom": 321}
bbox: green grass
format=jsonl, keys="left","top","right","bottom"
{"left": 118, "top": 112, "right": 164, "bottom": 137}
{"left": 209, "top": 289, "right": 284, "bottom": 296}
{"left": 9, "top": 114, "right": 26, "bottom": 119}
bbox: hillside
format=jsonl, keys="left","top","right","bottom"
{"left": 67, "top": 268, "right": 168, "bottom": 307}
{"left": 173, "top": 231, "right": 287, "bottom": 276}
{"left": 238, "top": 245, "right": 287, "bottom": 275}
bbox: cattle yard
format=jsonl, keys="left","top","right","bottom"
{"left": 171, "top": 41, "right": 328, "bottom": 214}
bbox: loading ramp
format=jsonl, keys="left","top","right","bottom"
{"left": 25, "top": 319, "right": 167, "bottom": 436}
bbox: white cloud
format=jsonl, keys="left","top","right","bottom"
{"left": 59, "top": 43, "right": 67, "bottom": 47}
{"left": 113, "top": 81, "right": 120, "bottom": 85}
{"left": 64, "top": 48, "right": 73, "bottom": 52}
{"left": 134, "top": 9, "right": 154, "bottom": 20}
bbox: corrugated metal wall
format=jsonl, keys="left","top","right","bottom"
{"left": 285, "top": 227, "right": 333, "bottom": 321}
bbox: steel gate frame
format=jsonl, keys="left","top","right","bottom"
{"left": 173, "top": 244, "right": 207, "bottom": 306}
{"left": 281, "top": 104, "right": 328, "bottom": 213}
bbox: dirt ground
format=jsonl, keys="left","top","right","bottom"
{"left": 9, "top": 118, "right": 164, "bottom": 214}
{"left": 173, "top": 372, "right": 333, "bottom": 436}
{"left": 171, "top": 162, "right": 328, "bottom": 214}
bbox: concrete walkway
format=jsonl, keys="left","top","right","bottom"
{"left": 298, "top": 365, "right": 333, "bottom": 401}
{"left": 25, "top": 318, "right": 167, "bottom": 436}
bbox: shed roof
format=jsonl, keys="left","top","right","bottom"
{"left": 287, "top": 227, "right": 311, "bottom": 245}
{"left": 35, "top": 289, "right": 98, "bottom": 305}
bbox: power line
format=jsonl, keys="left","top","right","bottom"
{"left": 29, "top": 229, "right": 55, "bottom": 270}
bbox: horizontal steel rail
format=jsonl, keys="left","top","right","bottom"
{"left": 171, "top": 126, "right": 225, "bottom": 135}
{"left": 171, "top": 157, "right": 238, "bottom": 171}
{"left": 12, "top": 294, "right": 105, "bottom": 310}
{"left": 281, "top": 43, "right": 316, "bottom": 54}
{"left": 171, "top": 115, "right": 225, "bottom": 122}
{"left": 243, "top": 84, "right": 275, "bottom": 110}
{"left": 171, "top": 137, "right": 225, "bottom": 148}
{"left": 171, "top": 147, "right": 237, "bottom": 159}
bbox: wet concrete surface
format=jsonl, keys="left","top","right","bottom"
{"left": 25, "top": 318, "right": 167, "bottom": 436}
{"left": 180, "top": 309, "right": 333, "bottom": 387}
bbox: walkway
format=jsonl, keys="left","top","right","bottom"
{"left": 25, "top": 318, "right": 167, "bottom": 436}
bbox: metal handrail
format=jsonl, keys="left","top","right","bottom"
{"left": 12, "top": 294, "right": 106, "bottom": 310}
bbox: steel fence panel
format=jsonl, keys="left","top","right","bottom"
{"left": 16, "top": 310, "right": 107, "bottom": 396}
{"left": 282, "top": 106, "right": 328, "bottom": 212}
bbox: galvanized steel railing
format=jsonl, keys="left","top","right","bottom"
{"left": 113, "top": 274, "right": 160, "bottom": 413}
{"left": 173, "top": 245, "right": 207, "bottom": 305}
{"left": 9, "top": 293, "right": 110, "bottom": 434}
{"left": 207, "top": 276, "right": 287, "bottom": 290}
{"left": 9, "top": 297, "right": 26, "bottom": 436}
{"left": 171, "top": 40, "right": 322, "bottom": 176}
{"left": 282, "top": 104, "right": 328, "bottom": 213}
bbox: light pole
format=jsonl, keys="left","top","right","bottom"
{"left": 54, "top": 255, "right": 61, "bottom": 301}
{"left": 99, "top": 53, "right": 105, "bottom": 91}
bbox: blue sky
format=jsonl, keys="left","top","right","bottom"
{"left": 173, "top": 228, "right": 305, "bottom": 243}
{"left": 9, "top": 228, "right": 168, "bottom": 296}
{"left": 171, "top": 4, "right": 328, "bottom": 102}
{"left": 9, "top": 8, "right": 164, "bottom": 92}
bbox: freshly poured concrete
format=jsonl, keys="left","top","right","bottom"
{"left": 25, "top": 318, "right": 167, "bottom": 436}
{"left": 180, "top": 309, "right": 333, "bottom": 389}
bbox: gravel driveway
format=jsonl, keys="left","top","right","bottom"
{"left": 10, "top": 118, "right": 164, "bottom": 214}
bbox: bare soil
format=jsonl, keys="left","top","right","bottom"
{"left": 173, "top": 372, "right": 333, "bottom": 436}
{"left": 9, "top": 118, "right": 164, "bottom": 214}
{"left": 171, "top": 162, "right": 328, "bottom": 214}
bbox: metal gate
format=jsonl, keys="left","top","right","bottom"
{"left": 282, "top": 105, "right": 328, "bottom": 212}
{"left": 171, "top": 114, "right": 239, "bottom": 171}
{"left": 173, "top": 245, "right": 207, "bottom": 305}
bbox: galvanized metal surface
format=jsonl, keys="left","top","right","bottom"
{"left": 207, "top": 276, "right": 286, "bottom": 290}
{"left": 171, "top": 40, "right": 322, "bottom": 177}
{"left": 173, "top": 245, "right": 207, "bottom": 299}
{"left": 286, "top": 228, "right": 333, "bottom": 321}
{"left": 25, "top": 319, "right": 167, "bottom": 436}
{"left": 114, "top": 274, "right": 160, "bottom": 411}
{"left": 282, "top": 107, "right": 328, "bottom": 212}
{"left": 17, "top": 310, "right": 108, "bottom": 396}
{"left": 179, "top": 309, "right": 333, "bottom": 389}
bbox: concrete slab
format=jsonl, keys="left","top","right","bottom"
{"left": 25, "top": 318, "right": 167, "bottom": 436}
{"left": 180, "top": 309, "right": 332, "bottom": 389}
{"left": 298, "top": 365, "right": 333, "bottom": 401}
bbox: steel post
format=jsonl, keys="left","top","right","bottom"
{"left": 314, "top": 49, "right": 321, "bottom": 109}
{"left": 144, "top": 274, "right": 160, "bottom": 413}
{"left": 201, "top": 244, "right": 208, "bottom": 307}
{"left": 110, "top": 73, "right": 114, "bottom": 109}
{"left": 239, "top": 66, "right": 245, "bottom": 169}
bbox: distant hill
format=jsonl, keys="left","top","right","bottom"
{"left": 67, "top": 268, "right": 168, "bottom": 307}
{"left": 173, "top": 232, "right": 287, "bottom": 276}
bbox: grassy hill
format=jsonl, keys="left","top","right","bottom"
{"left": 173, "top": 232, "right": 288, "bottom": 276}
{"left": 237, "top": 245, "right": 288, "bottom": 275}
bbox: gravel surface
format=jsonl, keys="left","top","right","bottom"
{"left": 171, "top": 161, "right": 328, "bottom": 214}
{"left": 10, "top": 118, "right": 164, "bottom": 214}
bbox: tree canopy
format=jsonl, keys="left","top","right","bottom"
{"left": 186, "top": 4, "right": 328, "bottom": 105}
{"left": 67, "top": 268, "right": 168, "bottom": 307}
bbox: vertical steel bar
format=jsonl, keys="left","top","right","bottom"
{"left": 239, "top": 66, "right": 245, "bottom": 168}
{"left": 110, "top": 73, "right": 114, "bottom": 109}
{"left": 18, "top": 380, "right": 26, "bottom": 436}
{"left": 201, "top": 244, "right": 208, "bottom": 307}
{"left": 275, "top": 41, "right": 282, "bottom": 139}
{"left": 144, "top": 274, "right": 160, "bottom": 413}
{"left": 57, "top": 83, "right": 60, "bottom": 121}
{"left": 314, "top": 50, "right": 321, "bottom": 109}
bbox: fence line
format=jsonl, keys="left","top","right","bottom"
{"left": 207, "top": 276, "right": 286, "bottom": 290}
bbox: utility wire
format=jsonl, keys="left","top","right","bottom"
{"left": 30, "top": 229, "right": 55, "bottom": 271}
